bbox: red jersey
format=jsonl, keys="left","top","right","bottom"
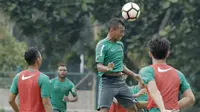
{"left": 146, "top": 64, "right": 180, "bottom": 110}
{"left": 18, "top": 70, "right": 46, "bottom": 112}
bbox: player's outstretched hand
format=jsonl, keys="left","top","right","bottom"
{"left": 134, "top": 74, "right": 144, "bottom": 84}
{"left": 107, "top": 62, "right": 114, "bottom": 71}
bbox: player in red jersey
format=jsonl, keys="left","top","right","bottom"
{"left": 140, "top": 38, "right": 195, "bottom": 112}
{"left": 8, "top": 48, "right": 52, "bottom": 112}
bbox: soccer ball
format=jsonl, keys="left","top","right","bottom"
{"left": 122, "top": 2, "right": 140, "bottom": 21}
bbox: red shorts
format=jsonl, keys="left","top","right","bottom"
{"left": 109, "top": 103, "right": 127, "bottom": 112}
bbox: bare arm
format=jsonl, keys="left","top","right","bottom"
{"left": 147, "top": 80, "right": 166, "bottom": 112}
{"left": 122, "top": 65, "right": 137, "bottom": 77}
{"left": 63, "top": 95, "right": 78, "bottom": 102}
{"left": 8, "top": 93, "right": 19, "bottom": 112}
{"left": 42, "top": 98, "right": 52, "bottom": 112}
{"left": 123, "top": 65, "right": 143, "bottom": 83}
{"left": 71, "top": 96, "right": 78, "bottom": 102}
{"left": 178, "top": 89, "right": 195, "bottom": 109}
{"left": 68, "top": 95, "right": 78, "bottom": 102}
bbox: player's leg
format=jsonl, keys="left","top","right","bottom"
{"left": 115, "top": 83, "right": 138, "bottom": 112}
{"left": 98, "top": 80, "right": 118, "bottom": 112}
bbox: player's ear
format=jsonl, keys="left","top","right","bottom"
{"left": 166, "top": 51, "right": 170, "bottom": 58}
{"left": 149, "top": 51, "right": 152, "bottom": 58}
{"left": 36, "top": 56, "right": 42, "bottom": 66}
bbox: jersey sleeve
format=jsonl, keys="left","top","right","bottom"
{"left": 129, "top": 86, "right": 139, "bottom": 95}
{"left": 95, "top": 42, "right": 106, "bottom": 63}
{"left": 139, "top": 66, "right": 155, "bottom": 85}
{"left": 69, "top": 82, "right": 77, "bottom": 97}
{"left": 10, "top": 73, "right": 20, "bottom": 94}
{"left": 38, "top": 73, "right": 51, "bottom": 98}
{"left": 177, "top": 70, "right": 191, "bottom": 93}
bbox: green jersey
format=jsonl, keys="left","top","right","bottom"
{"left": 129, "top": 86, "right": 148, "bottom": 112}
{"left": 95, "top": 38, "right": 124, "bottom": 77}
{"left": 129, "top": 85, "right": 148, "bottom": 102}
{"left": 50, "top": 77, "right": 77, "bottom": 112}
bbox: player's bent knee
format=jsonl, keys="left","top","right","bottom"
{"left": 100, "top": 107, "right": 109, "bottom": 112}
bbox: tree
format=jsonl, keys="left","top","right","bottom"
{"left": 0, "top": 27, "right": 27, "bottom": 72}
{"left": 0, "top": 0, "right": 93, "bottom": 71}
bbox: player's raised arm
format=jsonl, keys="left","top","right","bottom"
{"left": 123, "top": 65, "right": 143, "bottom": 83}
{"left": 122, "top": 65, "right": 137, "bottom": 77}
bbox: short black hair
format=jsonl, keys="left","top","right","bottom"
{"left": 58, "top": 63, "right": 67, "bottom": 67}
{"left": 108, "top": 18, "right": 124, "bottom": 31}
{"left": 147, "top": 37, "right": 171, "bottom": 59}
{"left": 24, "top": 47, "right": 40, "bottom": 65}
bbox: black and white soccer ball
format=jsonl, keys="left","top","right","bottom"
{"left": 122, "top": 2, "right": 140, "bottom": 21}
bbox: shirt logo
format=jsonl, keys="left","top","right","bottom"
{"left": 22, "top": 74, "right": 34, "bottom": 80}
{"left": 157, "top": 67, "right": 172, "bottom": 73}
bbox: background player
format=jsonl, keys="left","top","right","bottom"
{"left": 140, "top": 38, "right": 195, "bottom": 112}
{"left": 8, "top": 47, "right": 52, "bottom": 112}
{"left": 50, "top": 64, "right": 78, "bottom": 112}
{"left": 129, "top": 82, "right": 148, "bottom": 112}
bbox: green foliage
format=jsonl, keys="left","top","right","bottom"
{"left": 0, "top": 0, "right": 91, "bottom": 70}
{"left": 0, "top": 27, "right": 27, "bottom": 72}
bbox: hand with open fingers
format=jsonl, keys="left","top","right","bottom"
{"left": 138, "top": 89, "right": 147, "bottom": 96}
{"left": 107, "top": 62, "right": 114, "bottom": 71}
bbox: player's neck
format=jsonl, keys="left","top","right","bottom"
{"left": 58, "top": 77, "right": 65, "bottom": 82}
{"left": 106, "top": 34, "right": 116, "bottom": 42}
{"left": 152, "top": 58, "right": 167, "bottom": 65}
{"left": 28, "top": 65, "right": 39, "bottom": 70}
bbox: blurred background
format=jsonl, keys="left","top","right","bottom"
{"left": 0, "top": 0, "right": 200, "bottom": 112}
